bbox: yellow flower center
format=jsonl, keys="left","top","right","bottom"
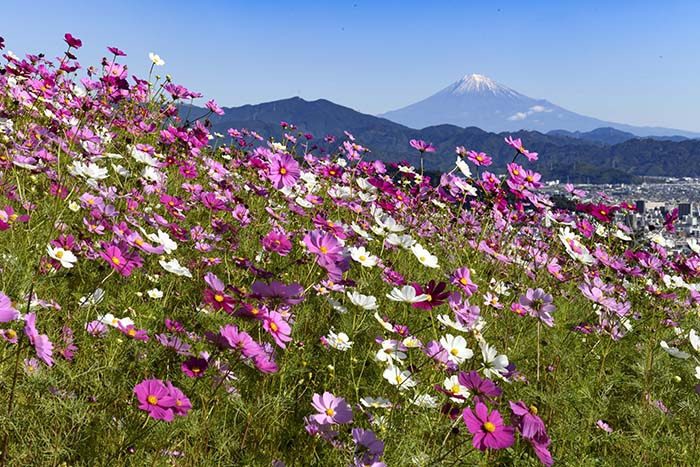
{"left": 280, "top": 167, "right": 287, "bottom": 175}
{"left": 359, "top": 255, "right": 367, "bottom": 261}
{"left": 7, "top": 330, "right": 16, "bottom": 339}
{"left": 128, "top": 329, "right": 136, "bottom": 337}
{"left": 529, "top": 405, "right": 538, "bottom": 415}
{"left": 483, "top": 422, "right": 496, "bottom": 432}
{"left": 147, "top": 395, "right": 158, "bottom": 405}
{"left": 176, "top": 400, "right": 182, "bottom": 407}
{"left": 111, "top": 256, "right": 121, "bottom": 265}
{"left": 325, "top": 408, "right": 335, "bottom": 416}
{"left": 450, "top": 348, "right": 459, "bottom": 356}
{"left": 214, "top": 294, "right": 224, "bottom": 303}
{"left": 55, "top": 250, "right": 64, "bottom": 259}
{"left": 419, "top": 256, "right": 426, "bottom": 262}
{"left": 320, "top": 246, "right": 329, "bottom": 254}
{"left": 460, "top": 278, "right": 468, "bottom": 285}
{"left": 426, "top": 294, "right": 432, "bottom": 302}
{"left": 270, "top": 322, "right": 279, "bottom": 332}
{"left": 451, "top": 384, "right": 460, "bottom": 394}
{"left": 135, "top": 239, "right": 144, "bottom": 246}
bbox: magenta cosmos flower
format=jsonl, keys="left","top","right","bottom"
{"left": 133, "top": 378, "right": 179, "bottom": 422}
{"left": 409, "top": 139, "right": 436, "bottom": 153}
{"left": 462, "top": 402, "right": 515, "bottom": 451}
{"left": 505, "top": 136, "right": 538, "bottom": 161}
{"left": 268, "top": 153, "right": 300, "bottom": 189}
{"left": 311, "top": 392, "right": 353, "bottom": 425}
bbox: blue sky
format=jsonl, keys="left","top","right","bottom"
{"left": 2, "top": 0, "right": 699, "bottom": 131}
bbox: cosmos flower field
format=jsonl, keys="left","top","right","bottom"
{"left": 1, "top": 35, "right": 700, "bottom": 466}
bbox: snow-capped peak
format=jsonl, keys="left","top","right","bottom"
{"left": 448, "top": 73, "right": 521, "bottom": 97}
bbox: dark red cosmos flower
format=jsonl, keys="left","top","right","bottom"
{"left": 411, "top": 280, "right": 450, "bottom": 310}
{"left": 64, "top": 33, "right": 82, "bottom": 49}
{"left": 576, "top": 202, "right": 618, "bottom": 223}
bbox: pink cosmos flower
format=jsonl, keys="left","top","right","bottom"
{"left": 303, "top": 230, "right": 344, "bottom": 264}
{"left": 467, "top": 150, "right": 492, "bottom": 167}
{"left": 268, "top": 153, "right": 300, "bottom": 189}
{"left": 118, "top": 323, "right": 150, "bottom": 341}
{"left": 451, "top": 267, "right": 478, "bottom": 296}
{"left": 409, "top": 139, "right": 436, "bottom": 153}
{"left": 262, "top": 310, "right": 292, "bottom": 348}
{"left": 219, "top": 324, "right": 262, "bottom": 358}
{"left": 311, "top": 392, "right": 353, "bottom": 425}
{"left": 165, "top": 381, "right": 192, "bottom": 417}
{"left": 462, "top": 402, "right": 515, "bottom": 451}
{"left": 0, "top": 292, "right": 19, "bottom": 322}
{"left": 519, "top": 288, "right": 556, "bottom": 327}
{"left": 505, "top": 136, "right": 538, "bottom": 161}
{"left": 24, "top": 313, "right": 54, "bottom": 367}
{"left": 205, "top": 99, "right": 225, "bottom": 116}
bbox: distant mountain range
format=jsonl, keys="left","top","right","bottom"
{"left": 191, "top": 96, "right": 700, "bottom": 184}
{"left": 378, "top": 73, "right": 700, "bottom": 139}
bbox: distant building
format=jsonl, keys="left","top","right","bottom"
{"left": 636, "top": 200, "right": 645, "bottom": 214}
{"left": 678, "top": 203, "right": 691, "bottom": 217}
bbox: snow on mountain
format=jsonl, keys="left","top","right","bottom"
{"left": 378, "top": 74, "right": 700, "bottom": 138}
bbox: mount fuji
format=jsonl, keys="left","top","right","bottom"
{"left": 378, "top": 74, "right": 699, "bottom": 138}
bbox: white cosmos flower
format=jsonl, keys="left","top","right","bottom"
{"left": 130, "top": 146, "right": 159, "bottom": 166}
{"left": 327, "top": 297, "right": 348, "bottom": 314}
{"left": 385, "top": 233, "right": 415, "bottom": 249}
{"left": 411, "top": 243, "right": 439, "bottom": 268}
{"left": 159, "top": 258, "right": 192, "bottom": 278}
{"left": 350, "top": 223, "right": 372, "bottom": 240}
{"left": 148, "top": 52, "right": 165, "bottom": 66}
{"left": 349, "top": 246, "right": 378, "bottom": 267}
{"left": 386, "top": 285, "right": 429, "bottom": 303}
{"left": 443, "top": 375, "right": 470, "bottom": 403}
{"left": 695, "top": 366, "right": 700, "bottom": 380}
{"left": 112, "top": 164, "right": 130, "bottom": 177}
{"left": 439, "top": 334, "right": 473, "bottom": 365}
{"left": 688, "top": 238, "right": 700, "bottom": 255}
{"left": 98, "top": 313, "right": 134, "bottom": 328}
{"left": 46, "top": 245, "right": 77, "bottom": 268}
{"left": 325, "top": 330, "right": 353, "bottom": 351}
{"left": 409, "top": 393, "right": 438, "bottom": 408}
{"left": 375, "top": 339, "right": 407, "bottom": 365}
{"left": 360, "top": 397, "right": 392, "bottom": 409}
{"left": 660, "top": 340, "right": 690, "bottom": 359}
{"left": 480, "top": 342, "right": 509, "bottom": 379}
{"left": 373, "top": 312, "right": 394, "bottom": 332}
{"left": 455, "top": 157, "right": 472, "bottom": 178}
{"left": 650, "top": 232, "right": 674, "bottom": 248}
{"left": 382, "top": 365, "right": 417, "bottom": 390}
{"left": 79, "top": 288, "right": 104, "bottom": 307}
{"left": 146, "top": 288, "right": 163, "bottom": 299}
{"left": 147, "top": 230, "right": 177, "bottom": 254}
{"left": 689, "top": 329, "right": 700, "bottom": 353}
{"left": 375, "top": 214, "right": 405, "bottom": 233}
{"left": 346, "top": 291, "right": 378, "bottom": 310}
{"left": 437, "top": 314, "right": 471, "bottom": 333}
